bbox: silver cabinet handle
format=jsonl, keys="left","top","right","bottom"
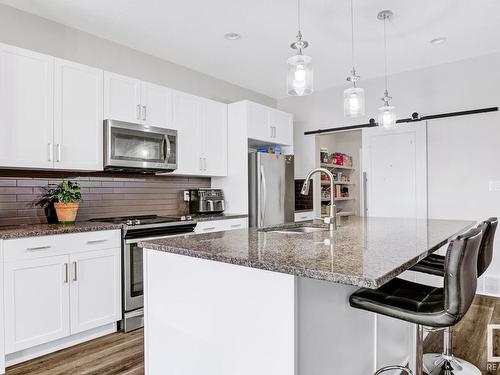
{"left": 199, "top": 157, "right": 203, "bottom": 171}
{"left": 87, "top": 239, "right": 107, "bottom": 244}
{"left": 72, "top": 261, "right": 77, "bottom": 281}
{"left": 142, "top": 105, "right": 147, "bottom": 121}
{"left": 64, "top": 263, "right": 69, "bottom": 283}
{"left": 269, "top": 126, "right": 273, "bottom": 138}
{"left": 203, "top": 157, "right": 207, "bottom": 171}
{"left": 274, "top": 126, "right": 277, "bottom": 138}
{"left": 27, "top": 245, "right": 51, "bottom": 251}
{"left": 56, "top": 144, "right": 61, "bottom": 162}
{"left": 48, "top": 143, "right": 53, "bottom": 162}
{"left": 136, "top": 104, "right": 141, "bottom": 120}
{"left": 230, "top": 224, "right": 241, "bottom": 228}
{"left": 203, "top": 227, "right": 216, "bottom": 231}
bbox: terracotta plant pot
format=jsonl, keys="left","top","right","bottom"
{"left": 54, "top": 202, "right": 80, "bottom": 224}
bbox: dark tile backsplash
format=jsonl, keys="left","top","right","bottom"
{"left": 0, "top": 170, "right": 210, "bottom": 226}
{"left": 295, "top": 179, "right": 313, "bottom": 211}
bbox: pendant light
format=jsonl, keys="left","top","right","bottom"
{"left": 343, "top": 0, "right": 365, "bottom": 118}
{"left": 287, "top": 0, "right": 313, "bottom": 96}
{"left": 377, "top": 10, "right": 396, "bottom": 129}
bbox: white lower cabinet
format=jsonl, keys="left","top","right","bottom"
{"left": 4, "top": 255, "right": 70, "bottom": 353}
{"left": 194, "top": 218, "right": 248, "bottom": 234}
{"left": 3, "top": 230, "right": 121, "bottom": 355}
{"left": 69, "top": 249, "right": 121, "bottom": 335}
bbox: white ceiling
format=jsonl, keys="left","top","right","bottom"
{"left": 2, "top": 0, "right": 500, "bottom": 99}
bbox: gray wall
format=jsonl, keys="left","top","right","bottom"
{"left": 0, "top": 4, "right": 276, "bottom": 106}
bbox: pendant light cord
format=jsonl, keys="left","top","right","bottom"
{"left": 383, "top": 17, "right": 389, "bottom": 93}
{"left": 298, "top": 0, "right": 301, "bottom": 33}
{"left": 350, "top": 0, "right": 355, "bottom": 72}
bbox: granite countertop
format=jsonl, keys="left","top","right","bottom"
{"left": 187, "top": 213, "right": 248, "bottom": 222}
{"left": 0, "top": 222, "right": 123, "bottom": 240}
{"left": 140, "top": 217, "right": 475, "bottom": 289}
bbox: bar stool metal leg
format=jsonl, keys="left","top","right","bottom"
{"left": 423, "top": 326, "right": 481, "bottom": 375}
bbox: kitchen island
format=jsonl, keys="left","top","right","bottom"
{"left": 140, "top": 217, "right": 474, "bottom": 375}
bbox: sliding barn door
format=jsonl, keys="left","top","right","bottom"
{"left": 362, "top": 123, "right": 427, "bottom": 219}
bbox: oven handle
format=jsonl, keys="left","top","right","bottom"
{"left": 125, "top": 233, "right": 191, "bottom": 245}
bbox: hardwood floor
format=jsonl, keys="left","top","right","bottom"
{"left": 6, "top": 329, "right": 144, "bottom": 375}
{"left": 5, "top": 296, "right": 499, "bottom": 374}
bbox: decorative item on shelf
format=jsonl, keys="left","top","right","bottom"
{"left": 257, "top": 146, "right": 282, "bottom": 154}
{"left": 37, "top": 180, "right": 82, "bottom": 224}
{"left": 377, "top": 10, "right": 397, "bottom": 129}
{"left": 320, "top": 148, "right": 329, "bottom": 163}
{"left": 344, "top": 0, "right": 365, "bottom": 118}
{"left": 287, "top": 0, "right": 313, "bottom": 96}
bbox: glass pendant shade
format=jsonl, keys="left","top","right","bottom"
{"left": 378, "top": 105, "right": 397, "bottom": 129}
{"left": 287, "top": 54, "right": 313, "bottom": 96}
{"left": 343, "top": 86, "right": 365, "bottom": 118}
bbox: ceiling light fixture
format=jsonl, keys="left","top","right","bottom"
{"left": 224, "top": 32, "right": 241, "bottom": 40}
{"left": 377, "top": 10, "right": 397, "bottom": 129}
{"left": 430, "top": 37, "right": 447, "bottom": 45}
{"left": 287, "top": 0, "right": 313, "bottom": 96}
{"left": 344, "top": 0, "right": 365, "bottom": 118}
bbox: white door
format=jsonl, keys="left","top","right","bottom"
{"left": 0, "top": 44, "right": 54, "bottom": 169}
{"left": 270, "top": 109, "right": 293, "bottom": 146}
{"left": 4, "top": 256, "right": 70, "bottom": 353}
{"left": 103, "top": 71, "right": 141, "bottom": 123}
{"left": 362, "top": 123, "right": 427, "bottom": 218}
{"left": 171, "top": 91, "right": 202, "bottom": 175}
{"left": 53, "top": 59, "right": 103, "bottom": 171}
{"left": 202, "top": 99, "right": 227, "bottom": 176}
{"left": 247, "top": 102, "right": 271, "bottom": 142}
{"left": 69, "top": 249, "right": 121, "bottom": 334}
{"left": 140, "top": 81, "right": 171, "bottom": 128}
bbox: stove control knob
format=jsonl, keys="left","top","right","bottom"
{"left": 134, "top": 219, "right": 141, "bottom": 225}
{"left": 126, "top": 220, "right": 134, "bottom": 226}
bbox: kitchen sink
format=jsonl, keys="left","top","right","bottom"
{"left": 266, "top": 226, "right": 329, "bottom": 234}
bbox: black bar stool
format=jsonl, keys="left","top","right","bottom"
{"left": 409, "top": 217, "right": 498, "bottom": 374}
{"left": 349, "top": 227, "right": 484, "bottom": 375}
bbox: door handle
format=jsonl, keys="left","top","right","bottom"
{"left": 363, "top": 172, "right": 368, "bottom": 217}
{"left": 230, "top": 224, "right": 242, "bottom": 228}
{"left": 72, "top": 261, "right": 77, "bottom": 281}
{"left": 136, "top": 104, "right": 141, "bottom": 120}
{"left": 203, "top": 227, "right": 216, "bottom": 231}
{"left": 64, "top": 263, "right": 69, "bottom": 284}
{"left": 48, "top": 143, "right": 53, "bottom": 162}
{"left": 142, "top": 105, "right": 147, "bottom": 121}
{"left": 87, "top": 239, "right": 107, "bottom": 244}
{"left": 27, "top": 245, "right": 51, "bottom": 251}
{"left": 56, "top": 144, "right": 61, "bottom": 162}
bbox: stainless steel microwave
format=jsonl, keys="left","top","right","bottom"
{"left": 104, "top": 119, "right": 177, "bottom": 173}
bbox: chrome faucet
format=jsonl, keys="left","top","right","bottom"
{"left": 301, "top": 168, "right": 337, "bottom": 231}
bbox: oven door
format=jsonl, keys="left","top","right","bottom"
{"left": 124, "top": 239, "right": 144, "bottom": 312}
{"left": 104, "top": 119, "right": 177, "bottom": 172}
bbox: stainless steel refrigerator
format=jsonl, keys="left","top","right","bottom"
{"left": 248, "top": 152, "right": 295, "bottom": 227}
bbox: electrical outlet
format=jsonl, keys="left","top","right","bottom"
{"left": 489, "top": 181, "right": 500, "bottom": 192}
{"left": 183, "top": 191, "right": 190, "bottom": 202}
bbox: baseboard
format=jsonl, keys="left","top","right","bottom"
{"left": 5, "top": 323, "right": 117, "bottom": 367}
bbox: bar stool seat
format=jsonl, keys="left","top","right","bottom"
{"left": 350, "top": 227, "right": 484, "bottom": 375}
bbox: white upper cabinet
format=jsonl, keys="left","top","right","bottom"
{"left": 0, "top": 44, "right": 54, "bottom": 169}
{"left": 54, "top": 58, "right": 103, "bottom": 171}
{"left": 140, "top": 81, "right": 172, "bottom": 128}
{"left": 202, "top": 99, "right": 228, "bottom": 176}
{"left": 104, "top": 72, "right": 172, "bottom": 128}
{"left": 246, "top": 101, "right": 293, "bottom": 146}
{"left": 104, "top": 71, "right": 141, "bottom": 123}
{"left": 171, "top": 91, "right": 228, "bottom": 177}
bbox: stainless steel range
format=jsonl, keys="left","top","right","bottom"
{"left": 89, "top": 215, "right": 196, "bottom": 331}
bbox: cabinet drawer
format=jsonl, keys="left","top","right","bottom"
{"left": 294, "top": 211, "right": 315, "bottom": 222}
{"left": 195, "top": 218, "right": 248, "bottom": 234}
{"left": 4, "top": 230, "right": 121, "bottom": 262}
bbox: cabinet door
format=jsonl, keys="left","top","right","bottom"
{"left": 202, "top": 100, "right": 227, "bottom": 176}
{"left": 0, "top": 44, "right": 54, "bottom": 169}
{"left": 171, "top": 91, "right": 203, "bottom": 175}
{"left": 69, "top": 248, "right": 121, "bottom": 334}
{"left": 246, "top": 102, "right": 271, "bottom": 142}
{"left": 4, "top": 256, "right": 70, "bottom": 353}
{"left": 103, "top": 71, "right": 141, "bottom": 123}
{"left": 270, "top": 109, "right": 293, "bottom": 146}
{"left": 140, "top": 81, "right": 171, "bottom": 128}
{"left": 53, "top": 59, "right": 103, "bottom": 171}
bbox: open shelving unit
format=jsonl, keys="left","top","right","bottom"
{"left": 320, "top": 160, "right": 356, "bottom": 218}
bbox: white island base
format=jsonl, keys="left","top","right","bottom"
{"left": 144, "top": 250, "right": 414, "bottom": 375}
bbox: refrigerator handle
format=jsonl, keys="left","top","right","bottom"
{"left": 260, "top": 165, "right": 267, "bottom": 227}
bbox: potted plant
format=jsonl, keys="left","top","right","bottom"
{"left": 37, "top": 180, "right": 82, "bottom": 224}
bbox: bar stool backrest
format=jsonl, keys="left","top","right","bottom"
{"left": 444, "top": 227, "right": 483, "bottom": 322}
{"left": 478, "top": 217, "right": 498, "bottom": 277}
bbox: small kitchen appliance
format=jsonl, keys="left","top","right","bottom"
{"left": 189, "top": 189, "right": 225, "bottom": 214}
